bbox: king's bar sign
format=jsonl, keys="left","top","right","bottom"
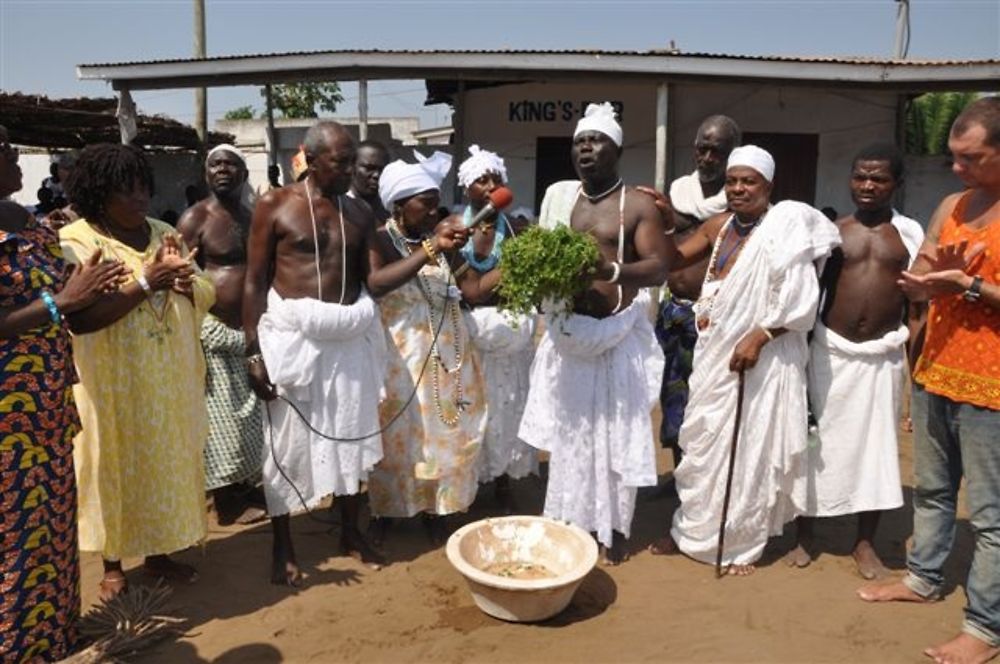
{"left": 508, "top": 100, "right": 624, "bottom": 123}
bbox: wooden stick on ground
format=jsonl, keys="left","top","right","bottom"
{"left": 715, "top": 369, "right": 746, "bottom": 579}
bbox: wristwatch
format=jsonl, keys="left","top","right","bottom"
{"left": 962, "top": 276, "right": 984, "bottom": 302}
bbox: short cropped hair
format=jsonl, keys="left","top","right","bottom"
{"left": 853, "top": 142, "right": 904, "bottom": 180}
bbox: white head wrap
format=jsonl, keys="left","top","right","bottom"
{"left": 379, "top": 150, "right": 453, "bottom": 209}
{"left": 457, "top": 145, "right": 507, "bottom": 188}
{"left": 205, "top": 143, "right": 255, "bottom": 208}
{"left": 574, "top": 102, "right": 623, "bottom": 147}
{"left": 727, "top": 145, "right": 775, "bottom": 183}
{"left": 206, "top": 143, "right": 246, "bottom": 167}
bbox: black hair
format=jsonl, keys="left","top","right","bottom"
{"left": 853, "top": 142, "right": 904, "bottom": 181}
{"left": 64, "top": 143, "right": 155, "bottom": 220}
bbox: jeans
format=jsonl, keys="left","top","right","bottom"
{"left": 905, "top": 385, "right": 1000, "bottom": 647}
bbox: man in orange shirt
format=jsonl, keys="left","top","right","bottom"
{"left": 859, "top": 96, "right": 1000, "bottom": 664}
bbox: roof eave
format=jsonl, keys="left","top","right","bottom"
{"left": 77, "top": 52, "right": 1000, "bottom": 93}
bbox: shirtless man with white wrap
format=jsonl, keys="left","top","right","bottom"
{"left": 519, "top": 102, "right": 669, "bottom": 564}
{"left": 243, "top": 121, "right": 385, "bottom": 585}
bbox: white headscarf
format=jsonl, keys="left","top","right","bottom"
{"left": 206, "top": 143, "right": 246, "bottom": 167}
{"left": 574, "top": 102, "right": 623, "bottom": 147}
{"left": 379, "top": 150, "right": 453, "bottom": 209}
{"left": 205, "top": 143, "right": 255, "bottom": 208}
{"left": 457, "top": 144, "right": 507, "bottom": 188}
{"left": 727, "top": 145, "right": 775, "bottom": 183}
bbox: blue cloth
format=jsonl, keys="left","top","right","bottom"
{"left": 654, "top": 295, "right": 697, "bottom": 460}
{"left": 460, "top": 206, "right": 509, "bottom": 272}
{"left": 905, "top": 385, "right": 1000, "bottom": 647}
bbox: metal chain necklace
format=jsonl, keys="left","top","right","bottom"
{"left": 578, "top": 177, "right": 624, "bottom": 203}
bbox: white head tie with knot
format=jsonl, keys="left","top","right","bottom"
{"left": 726, "top": 145, "right": 775, "bottom": 183}
{"left": 205, "top": 143, "right": 246, "bottom": 167}
{"left": 379, "top": 150, "right": 453, "bottom": 209}
{"left": 574, "top": 102, "right": 623, "bottom": 147}
{"left": 457, "top": 144, "right": 507, "bottom": 188}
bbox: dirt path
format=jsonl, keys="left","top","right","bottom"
{"left": 80, "top": 430, "right": 975, "bottom": 663}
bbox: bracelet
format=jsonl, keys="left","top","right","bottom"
{"left": 246, "top": 353, "right": 264, "bottom": 365}
{"left": 421, "top": 238, "right": 437, "bottom": 264}
{"left": 759, "top": 325, "right": 774, "bottom": 341}
{"left": 664, "top": 227, "right": 677, "bottom": 236}
{"left": 40, "top": 290, "right": 62, "bottom": 325}
{"left": 609, "top": 261, "right": 622, "bottom": 284}
{"left": 136, "top": 273, "right": 152, "bottom": 295}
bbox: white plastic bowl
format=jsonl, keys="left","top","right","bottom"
{"left": 445, "top": 515, "right": 598, "bottom": 622}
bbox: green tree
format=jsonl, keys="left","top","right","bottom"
{"left": 905, "top": 92, "right": 978, "bottom": 156}
{"left": 223, "top": 105, "right": 255, "bottom": 121}
{"left": 263, "top": 82, "right": 344, "bottom": 119}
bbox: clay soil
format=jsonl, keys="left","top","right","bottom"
{"left": 80, "top": 427, "right": 975, "bottom": 663}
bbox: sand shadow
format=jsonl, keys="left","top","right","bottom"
{"left": 539, "top": 567, "right": 618, "bottom": 627}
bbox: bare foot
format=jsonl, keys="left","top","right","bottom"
{"left": 341, "top": 526, "right": 386, "bottom": 570}
{"left": 726, "top": 563, "right": 756, "bottom": 576}
{"left": 648, "top": 534, "right": 678, "bottom": 556}
{"left": 857, "top": 580, "right": 931, "bottom": 603}
{"left": 925, "top": 633, "right": 999, "bottom": 664}
{"left": 98, "top": 570, "right": 128, "bottom": 602}
{"left": 602, "top": 532, "right": 630, "bottom": 566}
{"left": 783, "top": 544, "right": 812, "bottom": 569}
{"left": 143, "top": 554, "right": 198, "bottom": 584}
{"left": 270, "top": 552, "right": 302, "bottom": 587}
{"left": 853, "top": 541, "right": 890, "bottom": 580}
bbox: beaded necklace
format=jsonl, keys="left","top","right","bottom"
{"left": 459, "top": 206, "right": 510, "bottom": 272}
{"left": 386, "top": 218, "right": 466, "bottom": 426}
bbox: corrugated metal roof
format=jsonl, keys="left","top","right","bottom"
{"left": 79, "top": 48, "right": 1000, "bottom": 69}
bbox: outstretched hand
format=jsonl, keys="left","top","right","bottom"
{"left": 635, "top": 185, "right": 675, "bottom": 228}
{"left": 900, "top": 240, "right": 985, "bottom": 301}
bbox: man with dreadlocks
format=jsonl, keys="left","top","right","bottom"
{"left": 60, "top": 143, "right": 214, "bottom": 599}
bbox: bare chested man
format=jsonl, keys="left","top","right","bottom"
{"left": 785, "top": 143, "right": 924, "bottom": 578}
{"left": 348, "top": 140, "right": 390, "bottom": 224}
{"left": 243, "top": 121, "right": 385, "bottom": 585}
{"left": 518, "top": 102, "right": 669, "bottom": 564}
{"left": 178, "top": 145, "right": 265, "bottom": 526}
{"left": 653, "top": 115, "right": 740, "bottom": 470}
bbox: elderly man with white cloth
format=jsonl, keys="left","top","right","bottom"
{"left": 519, "top": 102, "right": 669, "bottom": 564}
{"left": 451, "top": 145, "right": 539, "bottom": 509}
{"left": 785, "top": 142, "right": 924, "bottom": 579}
{"left": 243, "top": 121, "right": 387, "bottom": 586}
{"left": 648, "top": 145, "right": 841, "bottom": 575}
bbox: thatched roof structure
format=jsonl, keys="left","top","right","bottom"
{"left": 1, "top": 92, "right": 233, "bottom": 149}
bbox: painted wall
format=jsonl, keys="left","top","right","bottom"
{"left": 458, "top": 81, "right": 920, "bottom": 219}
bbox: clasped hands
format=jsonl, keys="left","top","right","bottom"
{"left": 899, "top": 240, "right": 985, "bottom": 301}
{"left": 143, "top": 234, "right": 200, "bottom": 300}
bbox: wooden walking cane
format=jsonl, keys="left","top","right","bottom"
{"left": 715, "top": 369, "right": 746, "bottom": 578}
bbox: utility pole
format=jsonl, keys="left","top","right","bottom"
{"left": 894, "top": 0, "right": 910, "bottom": 59}
{"left": 194, "top": 0, "right": 207, "bottom": 144}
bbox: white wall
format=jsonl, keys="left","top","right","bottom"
{"left": 459, "top": 80, "right": 903, "bottom": 216}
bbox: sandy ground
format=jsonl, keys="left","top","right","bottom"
{"left": 79, "top": 425, "right": 976, "bottom": 664}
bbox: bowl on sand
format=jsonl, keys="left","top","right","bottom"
{"left": 445, "top": 515, "right": 598, "bottom": 622}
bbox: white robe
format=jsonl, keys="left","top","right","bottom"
{"left": 669, "top": 171, "right": 728, "bottom": 221}
{"left": 671, "top": 201, "right": 841, "bottom": 566}
{"left": 521, "top": 180, "right": 664, "bottom": 548}
{"left": 258, "top": 288, "right": 386, "bottom": 516}
{"left": 464, "top": 307, "right": 538, "bottom": 481}
{"left": 804, "top": 209, "right": 923, "bottom": 517}
{"left": 806, "top": 323, "right": 907, "bottom": 516}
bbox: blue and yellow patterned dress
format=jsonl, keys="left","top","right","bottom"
{"left": 0, "top": 219, "right": 80, "bottom": 663}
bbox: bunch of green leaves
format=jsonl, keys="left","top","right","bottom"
{"left": 497, "top": 224, "right": 600, "bottom": 321}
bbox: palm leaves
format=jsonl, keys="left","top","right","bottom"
{"left": 905, "top": 92, "right": 978, "bottom": 156}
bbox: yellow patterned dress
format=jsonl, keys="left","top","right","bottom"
{"left": 367, "top": 235, "right": 486, "bottom": 518}
{"left": 59, "top": 219, "right": 215, "bottom": 560}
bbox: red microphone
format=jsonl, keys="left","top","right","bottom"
{"left": 467, "top": 187, "right": 514, "bottom": 229}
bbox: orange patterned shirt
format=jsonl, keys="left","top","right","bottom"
{"left": 914, "top": 192, "right": 1000, "bottom": 410}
